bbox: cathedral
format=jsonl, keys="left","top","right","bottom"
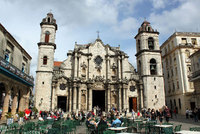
{"left": 35, "top": 12, "right": 165, "bottom": 112}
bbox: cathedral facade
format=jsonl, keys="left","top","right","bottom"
{"left": 35, "top": 13, "right": 165, "bottom": 112}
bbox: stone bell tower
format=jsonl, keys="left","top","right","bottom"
{"left": 35, "top": 12, "right": 57, "bottom": 111}
{"left": 135, "top": 21, "right": 165, "bottom": 110}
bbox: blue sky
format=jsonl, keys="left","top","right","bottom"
{"left": 0, "top": 0, "right": 200, "bottom": 78}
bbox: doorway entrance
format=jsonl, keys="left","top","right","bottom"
{"left": 129, "top": 97, "right": 137, "bottom": 112}
{"left": 57, "top": 96, "right": 67, "bottom": 112}
{"left": 92, "top": 90, "right": 105, "bottom": 111}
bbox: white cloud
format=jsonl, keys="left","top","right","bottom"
{"left": 149, "top": 0, "right": 200, "bottom": 43}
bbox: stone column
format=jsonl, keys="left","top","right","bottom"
{"left": 107, "top": 86, "right": 111, "bottom": 111}
{"left": 124, "top": 87, "right": 128, "bottom": 110}
{"left": 78, "top": 88, "right": 81, "bottom": 111}
{"left": 18, "top": 89, "right": 26, "bottom": 112}
{"left": 89, "top": 88, "right": 92, "bottom": 111}
{"left": 1, "top": 84, "right": 11, "bottom": 120}
{"left": 118, "top": 86, "right": 121, "bottom": 112}
{"left": 118, "top": 56, "right": 121, "bottom": 79}
{"left": 123, "top": 88, "right": 126, "bottom": 110}
{"left": 25, "top": 89, "right": 30, "bottom": 109}
{"left": 73, "top": 86, "right": 77, "bottom": 112}
{"left": 74, "top": 54, "right": 78, "bottom": 78}
{"left": 68, "top": 87, "right": 72, "bottom": 112}
{"left": 11, "top": 87, "right": 18, "bottom": 116}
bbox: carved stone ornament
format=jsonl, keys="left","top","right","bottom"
{"left": 59, "top": 83, "right": 66, "bottom": 90}
{"left": 81, "top": 62, "right": 87, "bottom": 69}
{"left": 111, "top": 63, "right": 117, "bottom": 69}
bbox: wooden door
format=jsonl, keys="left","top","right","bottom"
{"left": 132, "top": 97, "right": 137, "bottom": 112}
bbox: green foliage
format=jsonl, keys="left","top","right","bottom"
{"left": 5, "top": 112, "right": 13, "bottom": 118}
{"left": 18, "top": 111, "right": 25, "bottom": 117}
{"left": 32, "top": 106, "right": 38, "bottom": 114}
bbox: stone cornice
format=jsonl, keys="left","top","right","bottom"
{"left": 135, "top": 49, "right": 161, "bottom": 56}
{"left": 40, "top": 22, "right": 58, "bottom": 30}
{"left": 38, "top": 42, "right": 56, "bottom": 49}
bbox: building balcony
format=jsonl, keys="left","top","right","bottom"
{"left": 190, "top": 69, "right": 200, "bottom": 81}
{"left": 0, "top": 56, "right": 34, "bottom": 86}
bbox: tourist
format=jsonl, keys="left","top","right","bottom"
{"left": 111, "top": 116, "right": 121, "bottom": 127}
{"left": 38, "top": 115, "right": 44, "bottom": 121}
{"left": 186, "top": 108, "right": 189, "bottom": 119}
{"left": 158, "top": 109, "right": 164, "bottom": 125}
{"left": 193, "top": 108, "right": 198, "bottom": 122}
{"left": 137, "top": 110, "right": 141, "bottom": 118}
{"left": 151, "top": 109, "right": 156, "bottom": 120}
{"left": 164, "top": 106, "right": 171, "bottom": 123}
{"left": 132, "top": 109, "right": 135, "bottom": 119}
{"left": 146, "top": 108, "right": 151, "bottom": 121}
{"left": 174, "top": 108, "right": 177, "bottom": 118}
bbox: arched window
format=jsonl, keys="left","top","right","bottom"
{"left": 47, "top": 17, "right": 50, "bottom": 23}
{"left": 43, "top": 56, "right": 48, "bottom": 65}
{"left": 138, "top": 60, "right": 141, "bottom": 74}
{"left": 138, "top": 39, "right": 141, "bottom": 51}
{"left": 45, "top": 31, "right": 50, "bottom": 43}
{"left": 150, "top": 58, "right": 157, "bottom": 75}
{"left": 148, "top": 37, "right": 154, "bottom": 50}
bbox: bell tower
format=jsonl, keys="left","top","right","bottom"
{"left": 35, "top": 12, "right": 57, "bottom": 111}
{"left": 135, "top": 21, "right": 165, "bottom": 109}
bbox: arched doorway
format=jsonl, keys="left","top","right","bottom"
{"left": 92, "top": 90, "right": 105, "bottom": 111}
{"left": 0, "top": 83, "right": 6, "bottom": 109}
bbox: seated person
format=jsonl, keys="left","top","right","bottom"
{"left": 111, "top": 116, "right": 121, "bottom": 127}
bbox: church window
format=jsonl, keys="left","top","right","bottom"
{"left": 148, "top": 37, "right": 154, "bottom": 50}
{"left": 150, "top": 58, "right": 157, "bottom": 75}
{"left": 155, "top": 95, "right": 157, "bottom": 98}
{"left": 178, "top": 98, "right": 181, "bottom": 109}
{"left": 45, "top": 31, "right": 50, "bottom": 43}
{"left": 154, "top": 86, "right": 156, "bottom": 89}
{"left": 94, "top": 55, "right": 103, "bottom": 66}
{"left": 43, "top": 56, "right": 48, "bottom": 65}
{"left": 191, "top": 38, "right": 197, "bottom": 45}
{"left": 170, "top": 100, "right": 173, "bottom": 109}
{"left": 42, "top": 82, "right": 44, "bottom": 84}
{"left": 47, "top": 17, "right": 50, "bottom": 23}
{"left": 138, "top": 60, "right": 141, "bottom": 74}
{"left": 174, "top": 99, "right": 176, "bottom": 107}
{"left": 130, "top": 86, "right": 135, "bottom": 92}
{"left": 138, "top": 39, "right": 141, "bottom": 51}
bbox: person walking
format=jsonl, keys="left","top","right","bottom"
{"left": 164, "top": 106, "right": 171, "bottom": 123}
{"left": 186, "top": 108, "right": 189, "bottom": 119}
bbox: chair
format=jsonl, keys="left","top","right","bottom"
{"left": 162, "top": 127, "right": 173, "bottom": 134}
{"left": 174, "top": 125, "right": 182, "bottom": 132}
{"left": 103, "top": 130, "right": 115, "bottom": 134}
{"left": 190, "top": 127, "right": 200, "bottom": 131}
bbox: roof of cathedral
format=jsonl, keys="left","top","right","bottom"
{"left": 54, "top": 61, "right": 62, "bottom": 67}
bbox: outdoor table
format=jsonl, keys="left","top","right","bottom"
{"left": 108, "top": 127, "right": 128, "bottom": 132}
{"left": 154, "top": 124, "right": 173, "bottom": 134}
{"left": 175, "top": 130, "right": 200, "bottom": 134}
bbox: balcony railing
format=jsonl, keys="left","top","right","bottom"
{"left": 0, "top": 56, "right": 34, "bottom": 86}
{"left": 191, "top": 69, "right": 200, "bottom": 79}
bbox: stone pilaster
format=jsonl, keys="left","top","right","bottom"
{"left": 1, "top": 85, "right": 11, "bottom": 120}
{"left": 118, "top": 56, "right": 121, "bottom": 79}
{"left": 89, "top": 88, "right": 92, "bottom": 111}
{"left": 68, "top": 87, "right": 72, "bottom": 112}
{"left": 25, "top": 89, "right": 30, "bottom": 109}
{"left": 78, "top": 87, "right": 81, "bottom": 110}
{"left": 73, "top": 86, "right": 77, "bottom": 111}
{"left": 107, "top": 85, "right": 111, "bottom": 111}
{"left": 118, "top": 86, "right": 121, "bottom": 111}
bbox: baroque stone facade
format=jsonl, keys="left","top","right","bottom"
{"left": 35, "top": 13, "right": 165, "bottom": 112}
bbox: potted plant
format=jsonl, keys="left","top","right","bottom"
{"left": 32, "top": 107, "right": 38, "bottom": 119}
{"left": 18, "top": 111, "right": 24, "bottom": 122}
{"left": 5, "top": 112, "right": 13, "bottom": 125}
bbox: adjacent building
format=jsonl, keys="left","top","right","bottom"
{"left": 0, "top": 23, "right": 34, "bottom": 120}
{"left": 160, "top": 32, "right": 200, "bottom": 114}
{"left": 35, "top": 13, "right": 165, "bottom": 112}
{"left": 189, "top": 49, "right": 200, "bottom": 108}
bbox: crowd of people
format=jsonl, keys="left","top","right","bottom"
{"left": 185, "top": 108, "right": 200, "bottom": 122}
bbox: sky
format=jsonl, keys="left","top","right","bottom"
{"left": 0, "top": 0, "right": 200, "bottom": 79}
